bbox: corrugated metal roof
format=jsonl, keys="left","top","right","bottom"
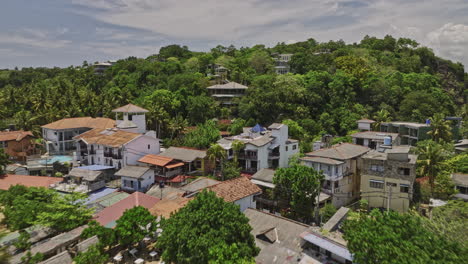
{"left": 115, "top": 166, "right": 151, "bottom": 179}
{"left": 300, "top": 231, "right": 353, "bottom": 261}
{"left": 68, "top": 168, "right": 103, "bottom": 182}
{"left": 306, "top": 143, "right": 370, "bottom": 160}
{"left": 138, "top": 154, "right": 173, "bottom": 166}
{"left": 38, "top": 251, "right": 72, "bottom": 264}
{"left": 76, "top": 235, "right": 99, "bottom": 253}
{"left": 160, "top": 147, "right": 206, "bottom": 162}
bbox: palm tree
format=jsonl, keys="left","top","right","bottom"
{"left": 416, "top": 141, "right": 446, "bottom": 196}
{"left": 207, "top": 143, "right": 227, "bottom": 179}
{"left": 231, "top": 140, "right": 245, "bottom": 164}
{"left": 427, "top": 113, "right": 452, "bottom": 143}
{"left": 372, "top": 109, "right": 391, "bottom": 131}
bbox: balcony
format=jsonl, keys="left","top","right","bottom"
{"left": 268, "top": 153, "right": 280, "bottom": 159}
{"left": 239, "top": 152, "right": 258, "bottom": 160}
{"left": 112, "top": 153, "right": 122, "bottom": 160}
{"left": 104, "top": 151, "right": 113, "bottom": 158}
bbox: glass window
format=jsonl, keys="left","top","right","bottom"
{"left": 398, "top": 168, "right": 411, "bottom": 175}
{"left": 148, "top": 144, "right": 151, "bottom": 150}
{"left": 292, "top": 144, "right": 297, "bottom": 150}
{"left": 370, "top": 180, "right": 384, "bottom": 189}
{"left": 400, "top": 184, "right": 410, "bottom": 193}
{"left": 285, "top": 146, "right": 288, "bottom": 151}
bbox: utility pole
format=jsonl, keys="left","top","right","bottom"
{"left": 387, "top": 185, "right": 392, "bottom": 212}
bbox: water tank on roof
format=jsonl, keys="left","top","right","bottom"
{"left": 383, "top": 136, "right": 392, "bottom": 146}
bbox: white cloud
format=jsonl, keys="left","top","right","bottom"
{"left": 427, "top": 23, "right": 468, "bottom": 63}
{"left": 0, "top": 28, "right": 71, "bottom": 49}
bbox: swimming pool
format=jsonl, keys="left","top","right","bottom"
{"left": 38, "top": 155, "right": 73, "bottom": 165}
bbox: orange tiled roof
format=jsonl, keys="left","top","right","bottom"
{"left": 138, "top": 154, "right": 173, "bottom": 166}
{"left": 149, "top": 195, "right": 192, "bottom": 218}
{"left": 209, "top": 176, "right": 262, "bottom": 203}
{"left": 75, "top": 128, "right": 141, "bottom": 147}
{"left": 0, "top": 174, "right": 62, "bottom": 190}
{"left": 41, "top": 117, "right": 115, "bottom": 130}
{"left": 94, "top": 192, "right": 160, "bottom": 227}
{"left": 0, "top": 131, "right": 34, "bottom": 142}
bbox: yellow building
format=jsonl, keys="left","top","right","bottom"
{"left": 360, "top": 146, "right": 417, "bottom": 213}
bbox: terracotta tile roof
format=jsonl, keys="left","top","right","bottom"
{"left": 305, "top": 143, "right": 370, "bottom": 160}
{"left": 149, "top": 195, "right": 192, "bottom": 218}
{"left": 166, "top": 162, "right": 184, "bottom": 169}
{"left": 208, "top": 176, "right": 262, "bottom": 203}
{"left": 139, "top": 154, "right": 173, "bottom": 166}
{"left": 0, "top": 131, "right": 34, "bottom": 142}
{"left": 41, "top": 117, "right": 115, "bottom": 130}
{"left": 94, "top": 192, "right": 160, "bottom": 228}
{"left": 112, "top": 104, "right": 149, "bottom": 113}
{"left": 0, "top": 174, "right": 62, "bottom": 190}
{"left": 74, "top": 128, "right": 141, "bottom": 147}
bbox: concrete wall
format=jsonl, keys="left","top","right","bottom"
{"left": 235, "top": 195, "right": 256, "bottom": 212}
{"left": 124, "top": 135, "right": 160, "bottom": 166}
{"left": 121, "top": 169, "right": 154, "bottom": 192}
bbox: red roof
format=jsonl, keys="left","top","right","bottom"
{"left": 208, "top": 176, "right": 262, "bottom": 203}
{"left": 0, "top": 131, "right": 34, "bottom": 142}
{"left": 0, "top": 174, "right": 62, "bottom": 190}
{"left": 139, "top": 154, "right": 173, "bottom": 166}
{"left": 94, "top": 192, "right": 160, "bottom": 228}
{"left": 155, "top": 175, "right": 195, "bottom": 183}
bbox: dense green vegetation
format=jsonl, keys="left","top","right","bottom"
{"left": 0, "top": 185, "right": 92, "bottom": 232}
{"left": 157, "top": 190, "right": 259, "bottom": 263}
{"left": 343, "top": 208, "right": 467, "bottom": 264}
{"left": 0, "top": 36, "right": 465, "bottom": 145}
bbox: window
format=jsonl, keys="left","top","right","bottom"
{"left": 386, "top": 182, "right": 397, "bottom": 187}
{"left": 398, "top": 168, "right": 411, "bottom": 176}
{"left": 292, "top": 144, "right": 297, "bottom": 150}
{"left": 285, "top": 146, "right": 288, "bottom": 151}
{"left": 400, "top": 184, "right": 410, "bottom": 193}
{"left": 334, "top": 181, "right": 339, "bottom": 188}
{"left": 148, "top": 144, "right": 151, "bottom": 150}
{"left": 335, "top": 166, "right": 339, "bottom": 174}
{"left": 370, "top": 180, "right": 384, "bottom": 189}
{"left": 128, "top": 114, "right": 133, "bottom": 121}
{"left": 370, "top": 164, "right": 384, "bottom": 172}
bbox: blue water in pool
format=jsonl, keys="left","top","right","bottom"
{"left": 38, "top": 155, "right": 73, "bottom": 165}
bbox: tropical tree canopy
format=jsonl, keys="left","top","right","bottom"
{"left": 157, "top": 190, "right": 259, "bottom": 264}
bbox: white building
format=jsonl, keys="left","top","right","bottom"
{"left": 217, "top": 123, "right": 299, "bottom": 173}
{"left": 112, "top": 104, "right": 148, "bottom": 134}
{"left": 356, "top": 119, "right": 375, "bottom": 131}
{"left": 41, "top": 117, "right": 115, "bottom": 154}
{"left": 273, "top": 53, "right": 293, "bottom": 74}
{"left": 74, "top": 128, "right": 160, "bottom": 169}
{"left": 116, "top": 165, "right": 155, "bottom": 193}
{"left": 301, "top": 143, "right": 370, "bottom": 208}
{"left": 351, "top": 131, "right": 400, "bottom": 150}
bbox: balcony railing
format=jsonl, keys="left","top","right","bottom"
{"left": 239, "top": 153, "right": 258, "bottom": 160}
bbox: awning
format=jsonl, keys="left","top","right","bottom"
{"left": 300, "top": 231, "right": 353, "bottom": 261}
{"left": 166, "top": 162, "right": 184, "bottom": 169}
{"left": 251, "top": 179, "right": 275, "bottom": 189}
{"left": 268, "top": 144, "right": 280, "bottom": 150}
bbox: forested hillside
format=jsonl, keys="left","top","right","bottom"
{"left": 0, "top": 35, "right": 466, "bottom": 145}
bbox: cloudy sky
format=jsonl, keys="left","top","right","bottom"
{"left": 1, "top": 0, "right": 468, "bottom": 69}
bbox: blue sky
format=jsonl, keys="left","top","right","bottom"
{"left": 1, "top": 0, "right": 468, "bottom": 68}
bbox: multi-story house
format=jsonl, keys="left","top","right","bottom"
{"left": 0, "top": 130, "right": 35, "bottom": 161}
{"left": 301, "top": 143, "right": 370, "bottom": 207}
{"left": 380, "top": 121, "right": 431, "bottom": 146}
{"left": 360, "top": 146, "right": 417, "bottom": 212}
{"left": 74, "top": 128, "right": 160, "bottom": 170}
{"left": 351, "top": 131, "right": 400, "bottom": 150}
{"left": 206, "top": 81, "right": 248, "bottom": 106}
{"left": 217, "top": 123, "right": 299, "bottom": 173}
{"left": 112, "top": 103, "right": 148, "bottom": 134}
{"left": 138, "top": 146, "right": 210, "bottom": 182}
{"left": 273, "top": 53, "right": 293, "bottom": 74}
{"left": 42, "top": 117, "right": 115, "bottom": 154}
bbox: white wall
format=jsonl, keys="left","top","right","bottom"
{"left": 124, "top": 135, "right": 160, "bottom": 166}
{"left": 235, "top": 195, "right": 256, "bottom": 212}
{"left": 121, "top": 169, "right": 154, "bottom": 192}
